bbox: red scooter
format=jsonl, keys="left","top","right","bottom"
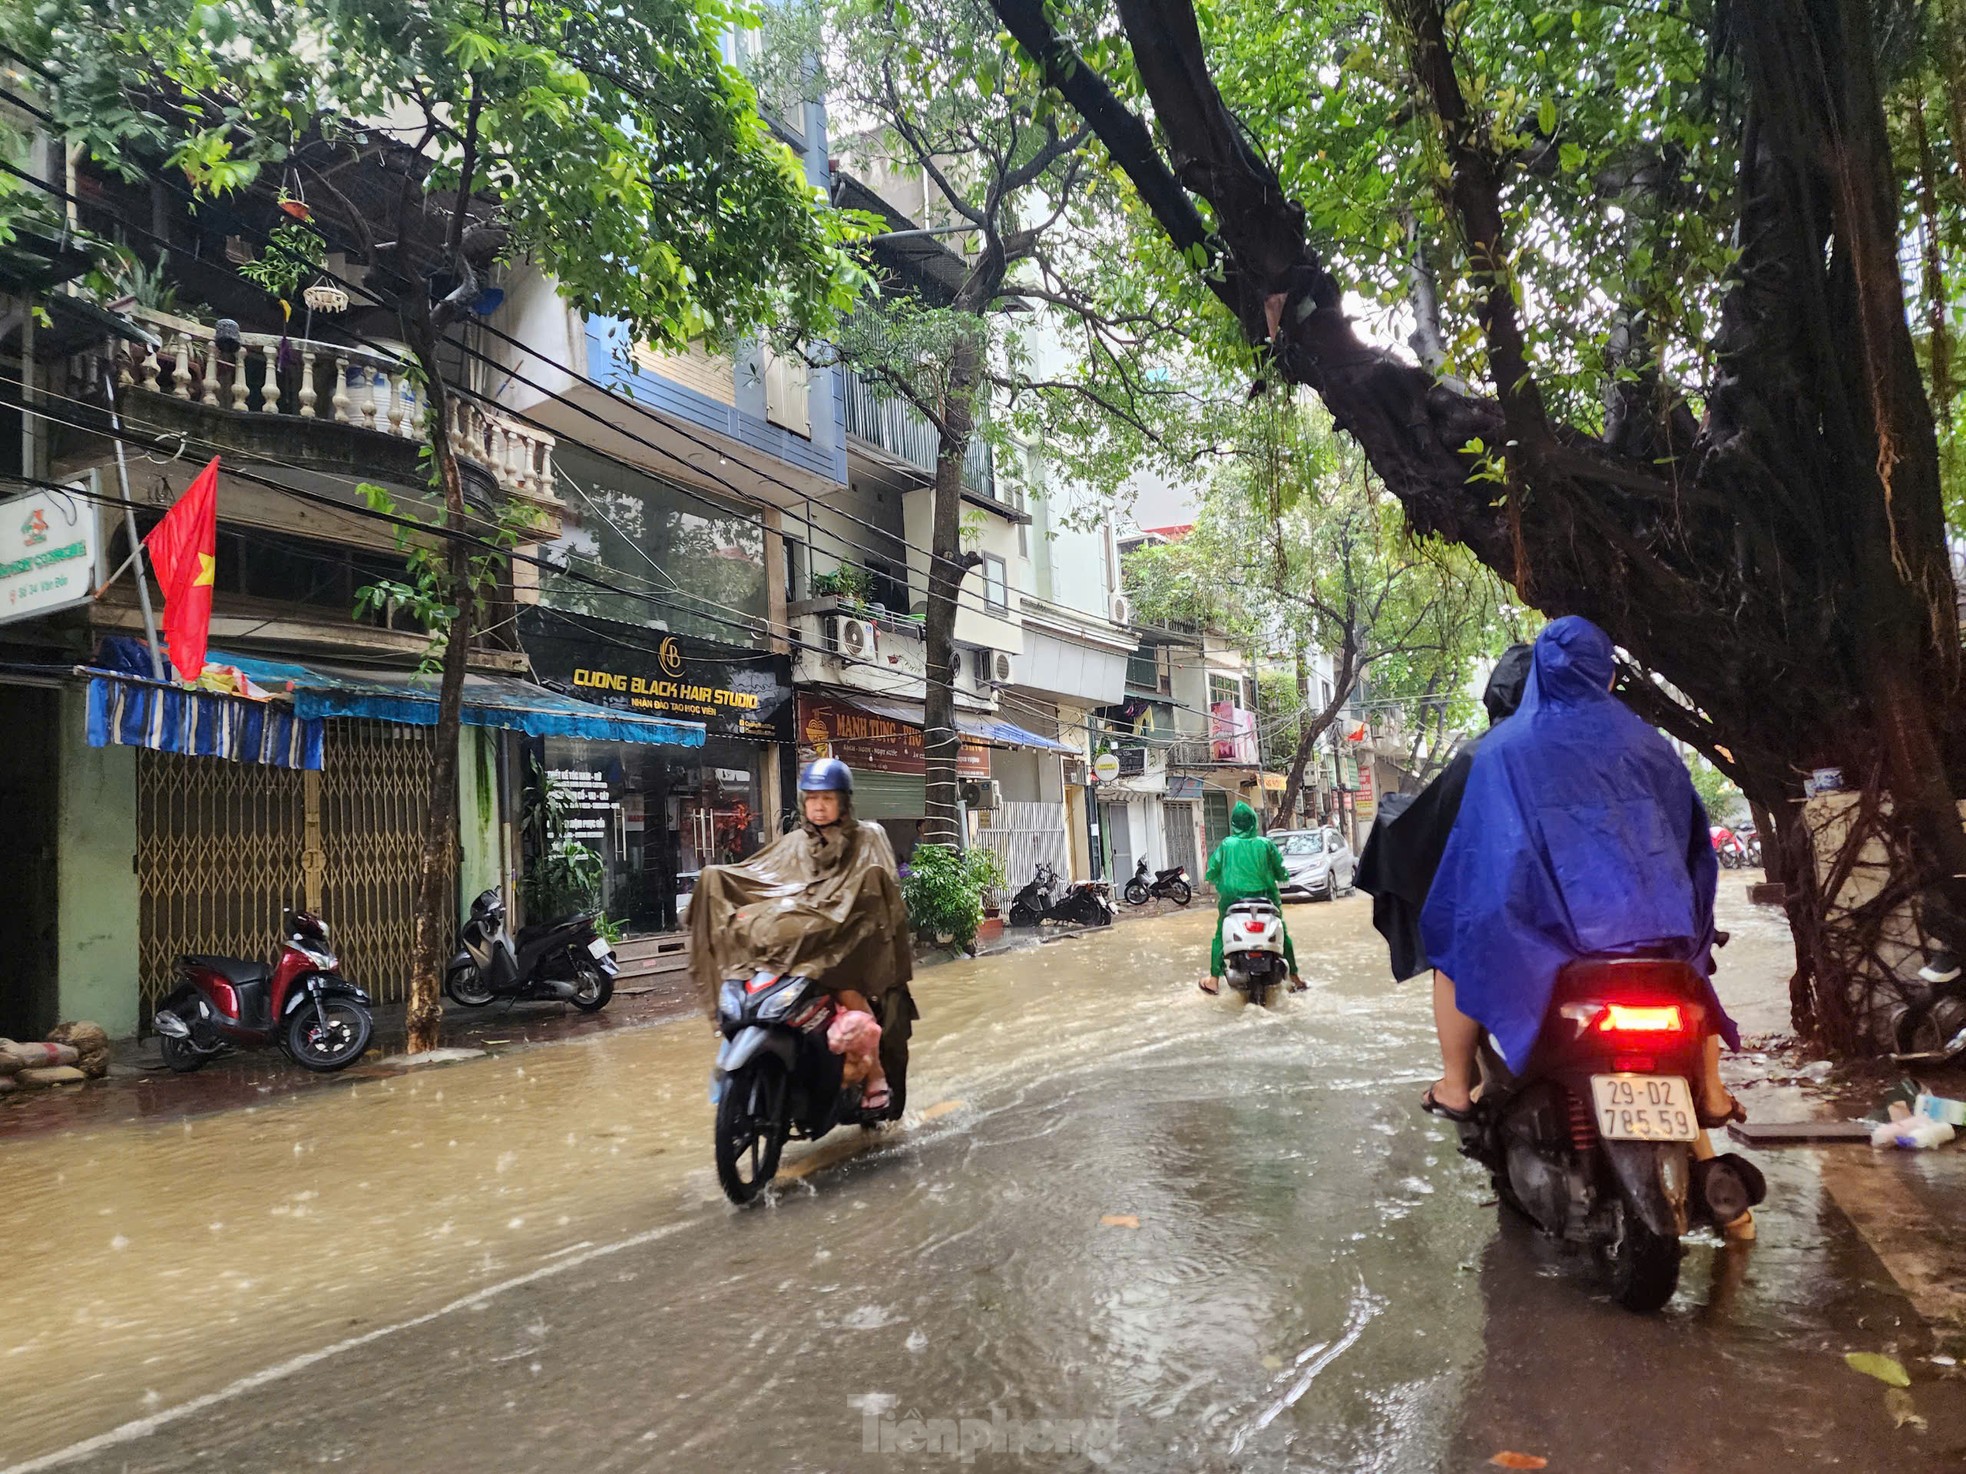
{"left": 153, "top": 911, "right": 375, "bottom": 1073}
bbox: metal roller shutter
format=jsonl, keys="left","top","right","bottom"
{"left": 853, "top": 770, "right": 927, "bottom": 820}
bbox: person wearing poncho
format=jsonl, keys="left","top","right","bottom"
{"left": 1199, "top": 800, "right": 1302, "bottom": 994}
{"left": 1417, "top": 617, "right": 1741, "bottom": 1128}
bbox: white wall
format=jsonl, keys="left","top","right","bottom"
{"left": 902, "top": 489, "right": 1025, "bottom": 652}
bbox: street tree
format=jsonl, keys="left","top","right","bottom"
{"left": 819, "top": 0, "right": 1197, "bottom": 847}
{"left": 13, "top": 0, "right": 862, "bottom": 1050}
{"left": 988, "top": 0, "right": 1966, "bottom": 1050}
{"left": 1125, "top": 401, "right": 1509, "bottom": 825}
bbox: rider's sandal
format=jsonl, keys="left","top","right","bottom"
{"left": 1421, "top": 1084, "right": 1476, "bottom": 1123}
{"left": 1198, "top": 977, "right": 1221, "bottom": 996}
{"left": 1697, "top": 1093, "right": 1748, "bottom": 1130}
{"left": 1721, "top": 1208, "right": 1756, "bottom": 1242}
{"left": 1288, "top": 976, "right": 1308, "bottom": 992}
{"left": 860, "top": 1081, "right": 892, "bottom": 1114}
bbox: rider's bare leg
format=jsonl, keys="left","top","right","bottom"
{"left": 1431, "top": 970, "right": 1480, "bottom": 1112}
{"left": 834, "top": 989, "right": 888, "bottom": 1097}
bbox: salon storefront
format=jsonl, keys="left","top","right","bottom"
{"left": 795, "top": 691, "right": 994, "bottom": 863}
{"left": 521, "top": 609, "right": 793, "bottom": 935}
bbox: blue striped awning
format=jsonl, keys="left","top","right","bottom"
{"left": 212, "top": 651, "right": 706, "bottom": 748}
{"left": 86, "top": 673, "right": 325, "bottom": 769}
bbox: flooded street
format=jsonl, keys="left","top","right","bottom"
{"left": 4, "top": 895, "right": 1964, "bottom": 1472}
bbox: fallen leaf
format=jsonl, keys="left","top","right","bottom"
{"left": 920, "top": 1099, "right": 965, "bottom": 1120}
{"left": 1885, "top": 1387, "right": 1927, "bottom": 1431}
{"left": 1846, "top": 1352, "right": 1913, "bottom": 1388}
{"left": 1488, "top": 1455, "right": 1549, "bottom": 1470}
{"left": 1099, "top": 1214, "right": 1140, "bottom": 1229}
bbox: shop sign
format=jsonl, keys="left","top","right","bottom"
{"left": 0, "top": 488, "right": 97, "bottom": 627}
{"left": 1091, "top": 751, "right": 1121, "bottom": 782}
{"left": 796, "top": 694, "right": 990, "bottom": 777}
{"left": 523, "top": 613, "right": 792, "bottom": 740}
{"left": 548, "top": 766, "right": 619, "bottom": 842}
{"left": 1356, "top": 764, "right": 1377, "bottom": 822}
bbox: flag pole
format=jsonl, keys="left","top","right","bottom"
{"left": 100, "top": 374, "right": 166, "bottom": 681}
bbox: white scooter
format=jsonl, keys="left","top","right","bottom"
{"left": 1220, "top": 899, "right": 1289, "bottom": 1005}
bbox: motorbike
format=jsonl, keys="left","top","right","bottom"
{"left": 1452, "top": 954, "right": 1767, "bottom": 1312}
{"left": 1219, "top": 899, "right": 1288, "bottom": 1005}
{"left": 1123, "top": 858, "right": 1194, "bottom": 908}
{"left": 1740, "top": 830, "right": 1763, "bottom": 868}
{"left": 153, "top": 911, "right": 374, "bottom": 1074}
{"left": 711, "top": 971, "right": 911, "bottom": 1204}
{"left": 1896, "top": 949, "right": 1966, "bottom": 1064}
{"left": 1007, "top": 863, "right": 1114, "bottom": 928}
{"left": 445, "top": 889, "right": 616, "bottom": 1012}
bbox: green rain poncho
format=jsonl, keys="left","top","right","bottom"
{"left": 1204, "top": 800, "right": 1297, "bottom": 977}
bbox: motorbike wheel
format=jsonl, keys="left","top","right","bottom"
{"left": 445, "top": 965, "right": 496, "bottom": 1008}
{"left": 159, "top": 1034, "right": 205, "bottom": 1074}
{"left": 1898, "top": 992, "right": 1966, "bottom": 1057}
{"left": 1602, "top": 1207, "right": 1682, "bottom": 1313}
{"left": 285, "top": 1000, "right": 374, "bottom": 1073}
{"left": 570, "top": 963, "right": 614, "bottom": 1014}
{"left": 716, "top": 1062, "right": 789, "bottom": 1204}
{"left": 1009, "top": 902, "right": 1039, "bottom": 927}
{"left": 1166, "top": 880, "right": 1193, "bottom": 906}
{"left": 1122, "top": 879, "right": 1151, "bottom": 907}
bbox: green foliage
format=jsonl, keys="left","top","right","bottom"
{"left": 521, "top": 763, "right": 606, "bottom": 920}
{"left": 4, "top": 0, "right": 867, "bottom": 353}
{"left": 809, "top": 563, "right": 874, "bottom": 602}
{"left": 236, "top": 223, "right": 326, "bottom": 303}
{"left": 900, "top": 842, "right": 1006, "bottom": 950}
{"left": 1685, "top": 751, "right": 1744, "bottom": 825}
{"left": 353, "top": 482, "right": 540, "bottom": 670}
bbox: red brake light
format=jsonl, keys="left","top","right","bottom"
{"left": 1596, "top": 1004, "right": 1687, "bottom": 1035}
{"left": 209, "top": 979, "right": 240, "bottom": 1020}
{"left": 1245, "top": 921, "right": 1266, "bottom": 934}
{"left": 744, "top": 973, "right": 780, "bottom": 994}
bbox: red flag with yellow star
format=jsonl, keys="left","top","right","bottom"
{"left": 144, "top": 456, "right": 219, "bottom": 682}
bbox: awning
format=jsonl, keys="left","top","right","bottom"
{"left": 213, "top": 651, "right": 707, "bottom": 748}
{"left": 835, "top": 691, "right": 1077, "bottom": 754}
{"left": 86, "top": 672, "right": 325, "bottom": 770}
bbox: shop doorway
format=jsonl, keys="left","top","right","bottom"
{"left": 0, "top": 686, "right": 58, "bottom": 1039}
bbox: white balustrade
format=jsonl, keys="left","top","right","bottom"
{"left": 112, "top": 308, "right": 556, "bottom": 501}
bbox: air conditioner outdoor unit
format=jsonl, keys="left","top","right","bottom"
{"left": 1109, "top": 593, "right": 1134, "bottom": 626}
{"left": 987, "top": 649, "right": 1015, "bottom": 685}
{"left": 961, "top": 778, "right": 1003, "bottom": 811}
{"left": 950, "top": 647, "right": 984, "bottom": 696}
{"left": 1062, "top": 756, "right": 1089, "bottom": 786}
{"left": 826, "top": 615, "right": 873, "bottom": 661}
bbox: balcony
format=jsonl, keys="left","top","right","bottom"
{"left": 840, "top": 364, "right": 994, "bottom": 500}
{"left": 100, "top": 308, "right": 559, "bottom": 513}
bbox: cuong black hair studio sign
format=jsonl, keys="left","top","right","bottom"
{"left": 521, "top": 610, "right": 792, "bottom": 741}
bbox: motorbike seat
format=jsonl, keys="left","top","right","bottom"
{"left": 514, "top": 915, "right": 583, "bottom": 946}
{"left": 181, "top": 955, "right": 271, "bottom": 987}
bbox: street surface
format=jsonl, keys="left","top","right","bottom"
{"left": 3, "top": 894, "right": 1963, "bottom": 1472}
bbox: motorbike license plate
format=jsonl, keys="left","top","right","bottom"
{"left": 1590, "top": 1074, "right": 1698, "bottom": 1142}
{"left": 586, "top": 937, "right": 612, "bottom": 959}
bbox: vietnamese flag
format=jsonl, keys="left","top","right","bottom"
{"left": 144, "top": 456, "right": 219, "bottom": 682}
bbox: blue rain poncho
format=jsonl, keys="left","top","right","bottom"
{"left": 1419, "top": 617, "right": 1737, "bottom": 1070}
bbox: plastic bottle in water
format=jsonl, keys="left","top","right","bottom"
{"left": 1871, "top": 1116, "right": 1956, "bottom": 1149}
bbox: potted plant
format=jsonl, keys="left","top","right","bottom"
{"left": 900, "top": 844, "right": 1008, "bottom": 957}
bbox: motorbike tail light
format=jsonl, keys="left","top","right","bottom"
{"left": 1598, "top": 1004, "right": 1688, "bottom": 1035}
{"left": 744, "top": 972, "right": 780, "bottom": 995}
{"left": 1244, "top": 921, "right": 1267, "bottom": 935}
{"left": 209, "top": 978, "right": 240, "bottom": 1020}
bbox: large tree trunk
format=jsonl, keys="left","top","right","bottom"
{"left": 403, "top": 342, "right": 471, "bottom": 1055}
{"left": 921, "top": 330, "right": 984, "bottom": 849}
{"left": 992, "top": 0, "right": 1966, "bottom": 1052}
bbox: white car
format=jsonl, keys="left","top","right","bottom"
{"left": 1273, "top": 827, "right": 1357, "bottom": 901}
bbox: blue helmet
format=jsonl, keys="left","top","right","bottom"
{"left": 799, "top": 757, "right": 854, "bottom": 794}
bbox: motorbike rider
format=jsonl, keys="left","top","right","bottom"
{"left": 1199, "top": 800, "right": 1304, "bottom": 995}
{"left": 1417, "top": 618, "right": 1748, "bottom": 1226}
{"left": 687, "top": 757, "right": 916, "bottom": 1118}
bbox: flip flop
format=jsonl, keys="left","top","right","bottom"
{"left": 1198, "top": 978, "right": 1221, "bottom": 996}
{"left": 1421, "top": 1084, "right": 1476, "bottom": 1123}
{"left": 860, "top": 1081, "right": 891, "bottom": 1114}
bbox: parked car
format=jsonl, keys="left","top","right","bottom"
{"left": 1273, "top": 827, "right": 1357, "bottom": 901}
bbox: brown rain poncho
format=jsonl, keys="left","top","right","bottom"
{"left": 689, "top": 807, "right": 914, "bottom": 1017}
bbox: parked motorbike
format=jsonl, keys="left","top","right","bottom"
{"left": 1007, "top": 863, "right": 1114, "bottom": 927}
{"left": 1740, "top": 829, "right": 1763, "bottom": 868}
{"left": 445, "top": 889, "right": 616, "bottom": 1012}
{"left": 711, "top": 971, "right": 912, "bottom": 1204}
{"left": 153, "top": 911, "right": 374, "bottom": 1074}
{"left": 1123, "top": 858, "right": 1194, "bottom": 908}
{"left": 1452, "top": 954, "right": 1767, "bottom": 1312}
{"left": 1219, "top": 899, "right": 1288, "bottom": 1005}
{"left": 1896, "top": 950, "right": 1966, "bottom": 1063}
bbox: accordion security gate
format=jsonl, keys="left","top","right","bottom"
{"left": 136, "top": 720, "right": 452, "bottom": 1017}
